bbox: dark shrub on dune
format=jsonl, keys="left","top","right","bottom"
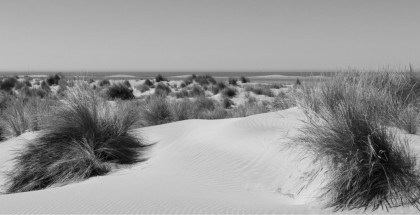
{"left": 174, "top": 89, "right": 190, "bottom": 98}
{"left": 190, "top": 84, "right": 205, "bottom": 97}
{"left": 240, "top": 76, "right": 250, "bottom": 83}
{"left": 155, "top": 74, "right": 168, "bottom": 82}
{"left": 195, "top": 74, "right": 217, "bottom": 86}
{"left": 295, "top": 70, "right": 420, "bottom": 211}
{"left": 211, "top": 81, "right": 226, "bottom": 95}
{"left": 123, "top": 80, "right": 131, "bottom": 87}
{"left": 246, "top": 85, "right": 274, "bottom": 97}
{"left": 107, "top": 83, "right": 134, "bottom": 100}
{"left": 222, "top": 97, "right": 234, "bottom": 109}
{"left": 154, "top": 83, "right": 171, "bottom": 97}
{"left": 1, "top": 77, "right": 18, "bottom": 91}
{"left": 6, "top": 83, "right": 147, "bottom": 193}
{"left": 46, "top": 73, "right": 63, "bottom": 86}
{"left": 99, "top": 79, "right": 111, "bottom": 87}
{"left": 143, "top": 79, "right": 153, "bottom": 87}
{"left": 228, "top": 77, "right": 237, "bottom": 86}
{"left": 222, "top": 87, "right": 237, "bottom": 98}
{"left": 41, "top": 81, "right": 51, "bottom": 93}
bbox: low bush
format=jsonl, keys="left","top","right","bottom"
{"left": 222, "top": 87, "right": 237, "bottom": 98}
{"left": 46, "top": 73, "right": 63, "bottom": 86}
{"left": 6, "top": 83, "right": 147, "bottom": 193}
{"left": 107, "top": 83, "right": 134, "bottom": 100}
{"left": 190, "top": 84, "right": 205, "bottom": 97}
{"left": 155, "top": 74, "right": 168, "bottom": 82}
{"left": 211, "top": 82, "right": 226, "bottom": 95}
{"left": 136, "top": 84, "right": 150, "bottom": 93}
{"left": 222, "top": 97, "right": 234, "bottom": 109}
{"left": 171, "top": 98, "right": 198, "bottom": 121}
{"left": 230, "top": 101, "right": 269, "bottom": 118}
{"left": 228, "top": 77, "right": 238, "bottom": 86}
{"left": 99, "top": 79, "right": 111, "bottom": 87}
{"left": 143, "top": 79, "right": 154, "bottom": 87}
{"left": 123, "top": 80, "right": 131, "bottom": 87}
{"left": 174, "top": 89, "right": 190, "bottom": 98}
{"left": 141, "top": 95, "right": 173, "bottom": 126}
{"left": 154, "top": 83, "right": 171, "bottom": 97}
{"left": 194, "top": 74, "right": 217, "bottom": 86}
{"left": 240, "top": 76, "right": 250, "bottom": 83}
{"left": 246, "top": 85, "right": 274, "bottom": 97}
{"left": 1, "top": 77, "right": 18, "bottom": 91}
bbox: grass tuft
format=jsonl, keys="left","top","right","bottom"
{"left": 294, "top": 70, "right": 420, "bottom": 211}
{"left": 6, "top": 83, "right": 147, "bottom": 193}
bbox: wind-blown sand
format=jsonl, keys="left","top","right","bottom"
{"left": 0, "top": 108, "right": 419, "bottom": 214}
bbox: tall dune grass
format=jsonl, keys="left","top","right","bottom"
{"left": 6, "top": 83, "right": 147, "bottom": 193}
{"left": 1, "top": 97, "right": 54, "bottom": 137}
{"left": 294, "top": 70, "right": 420, "bottom": 211}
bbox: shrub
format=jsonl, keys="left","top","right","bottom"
{"left": 40, "top": 81, "right": 51, "bottom": 94}
{"left": 183, "top": 74, "right": 196, "bottom": 86}
{"left": 271, "top": 92, "right": 295, "bottom": 110}
{"left": 123, "top": 80, "right": 131, "bottom": 87}
{"left": 194, "top": 96, "right": 216, "bottom": 112}
{"left": 99, "top": 79, "right": 111, "bottom": 87}
{"left": 222, "top": 87, "right": 237, "bottom": 98}
{"left": 194, "top": 74, "right": 217, "bottom": 86}
{"left": 46, "top": 73, "right": 63, "bottom": 86}
{"left": 107, "top": 83, "right": 134, "bottom": 100}
{"left": 174, "top": 89, "right": 190, "bottom": 98}
{"left": 296, "top": 78, "right": 301, "bottom": 85}
{"left": 155, "top": 74, "right": 168, "bottom": 82}
{"left": 240, "top": 76, "right": 250, "bottom": 83}
{"left": 228, "top": 77, "right": 237, "bottom": 86}
{"left": 154, "top": 83, "right": 171, "bottom": 97}
{"left": 171, "top": 99, "right": 198, "bottom": 121}
{"left": 190, "top": 84, "right": 205, "bottom": 97}
{"left": 198, "top": 106, "right": 229, "bottom": 119}
{"left": 23, "top": 79, "right": 32, "bottom": 87}
{"left": 211, "top": 82, "right": 226, "bottom": 95}
{"left": 229, "top": 101, "right": 269, "bottom": 118}
{"left": 1, "top": 77, "right": 18, "bottom": 91}
{"left": 294, "top": 70, "right": 420, "bottom": 211}
{"left": 270, "top": 83, "right": 284, "bottom": 89}
{"left": 246, "top": 85, "right": 274, "bottom": 97}
{"left": 141, "top": 95, "right": 173, "bottom": 126}
{"left": 1, "top": 97, "right": 54, "bottom": 137}
{"left": 136, "top": 84, "right": 150, "bottom": 93}
{"left": 222, "top": 97, "right": 234, "bottom": 109}
{"left": 6, "top": 83, "right": 147, "bottom": 193}
{"left": 143, "top": 79, "right": 153, "bottom": 87}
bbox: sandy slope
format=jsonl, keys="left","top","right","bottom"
{"left": 0, "top": 108, "right": 419, "bottom": 214}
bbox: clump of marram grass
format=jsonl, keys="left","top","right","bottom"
{"left": 294, "top": 70, "right": 420, "bottom": 211}
{"left": 229, "top": 101, "right": 269, "bottom": 118}
{"left": 140, "top": 95, "right": 173, "bottom": 126}
{"left": 1, "top": 96, "right": 54, "bottom": 137}
{"left": 6, "top": 83, "right": 147, "bottom": 193}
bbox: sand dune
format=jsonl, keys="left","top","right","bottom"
{"left": 0, "top": 108, "right": 419, "bottom": 214}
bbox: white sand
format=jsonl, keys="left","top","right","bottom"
{"left": 0, "top": 108, "right": 419, "bottom": 214}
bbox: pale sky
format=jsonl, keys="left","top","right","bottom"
{"left": 0, "top": 0, "right": 419, "bottom": 71}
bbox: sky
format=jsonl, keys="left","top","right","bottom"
{"left": 0, "top": 0, "right": 419, "bottom": 72}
